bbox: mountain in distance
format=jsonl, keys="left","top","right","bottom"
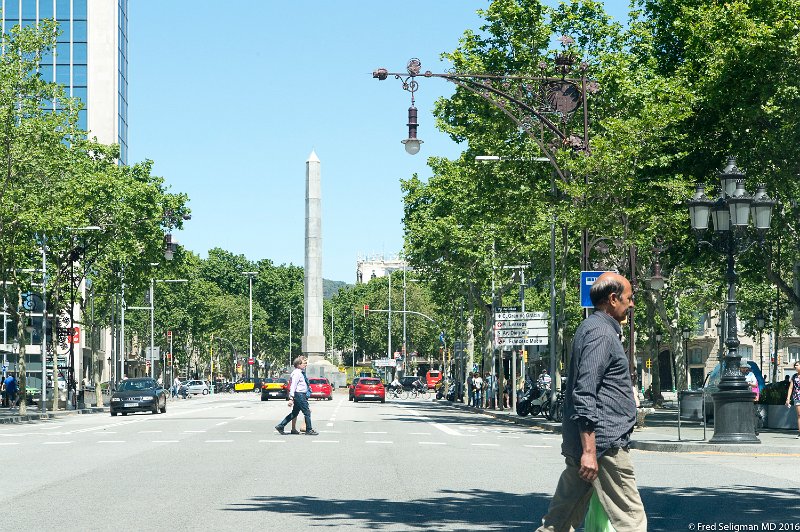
{"left": 323, "top": 279, "right": 350, "bottom": 300}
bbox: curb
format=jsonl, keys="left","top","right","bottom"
{"left": 0, "top": 406, "right": 107, "bottom": 424}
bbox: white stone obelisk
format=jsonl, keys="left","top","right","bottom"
{"left": 302, "top": 151, "right": 325, "bottom": 360}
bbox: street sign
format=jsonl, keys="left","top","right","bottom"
{"left": 495, "top": 337, "right": 547, "bottom": 346}
{"left": 580, "top": 271, "right": 608, "bottom": 308}
{"left": 248, "top": 357, "right": 254, "bottom": 365}
{"left": 494, "top": 311, "right": 548, "bottom": 321}
{"left": 496, "top": 306, "right": 519, "bottom": 313}
{"left": 145, "top": 347, "right": 160, "bottom": 361}
{"left": 373, "top": 358, "right": 396, "bottom": 367}
{"left": 69, "top": 327, "right": 80, "bottom": 344}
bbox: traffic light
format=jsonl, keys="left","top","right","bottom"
{"left": 646, "top": 359, "right": 652, "bottom": 369}
{"left": 521, "top": 349, "right": 527, "bottom": 363}
{"left": 363, "top": 304, "right": 369, "bottom": 318}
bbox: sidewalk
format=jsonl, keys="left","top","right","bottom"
{"left": 443, "top": 401, "right": 800, "bottom": 455}
{"left": 0, "top": 405, "right": 107, "bottom": 424}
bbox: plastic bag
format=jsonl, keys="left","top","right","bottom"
{"left": 584, "top": 491, "right": 617, "bottom": 532}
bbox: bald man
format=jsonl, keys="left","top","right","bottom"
{"left": 536, "top": 272, "right": 646, "bottom": 532}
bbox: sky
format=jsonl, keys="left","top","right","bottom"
{"left": 127, "top": 1, "right": 630, "bottom": 284}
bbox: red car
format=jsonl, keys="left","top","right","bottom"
{"left": 353, "top": 378, "right": 385, "bottom": 403}
{"left": 309, "top": 378, "right": 333, "bottom": 400}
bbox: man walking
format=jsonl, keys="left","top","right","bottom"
{"left": 536, "top": 272, "right": 646, "bottom": 532}
{"left": 275, "top": 357, "right": 318, "bottom": 436}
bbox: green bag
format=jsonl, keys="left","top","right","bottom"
{"left": 584, "top": 491, "right": 617, "bottom": 532}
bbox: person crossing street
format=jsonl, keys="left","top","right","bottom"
{"left": 275, "top": 357, "right": 318, "bottom": 436}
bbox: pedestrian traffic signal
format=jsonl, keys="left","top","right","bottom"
{"left": 363, "top": 304, "right": 369, "bottom": 318}
{"left": 646, "top": 359, "right": 651, "bottom": 369}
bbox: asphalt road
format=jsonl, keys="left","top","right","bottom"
{"left": 1, "top": 390, "right": 798, "bottom": 531}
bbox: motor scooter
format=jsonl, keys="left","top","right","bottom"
{"left": 516, "top": 379, "right": 549, "bottom": 416}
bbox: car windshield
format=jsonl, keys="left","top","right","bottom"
{"left": 118, "top": 379, "right": 155, "bottom": 391}
{"left": 309, "top": 379, "right": 327, "bottom": 384}
{"left": 359, "top": 379, "right": 381, "bottom": 386}
{"left": 275, "top": 379, "right": 287, "bottom": 384}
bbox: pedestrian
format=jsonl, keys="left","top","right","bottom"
{"left": 467, "top": 372, "right": 474, "bottom": 407}
{"left": 485, "top": 372, "right": 494, "bottom": 408}
{"left": 784, "top": 361, "right": 800, "bottom": 439}
{"left": 3, "top": 374, "right": 18, "bottom": 409}
{"left": 172, "top": 376, "right": 180, "bottom": 398}
{"left": 741, "top": 360, "right": 760, "bottom": 434}
{"left": 536, "top": 272, "right": 646, "bottom": 532}
{"left": 472, "top": 373, "right": 483, "bottom": 408}
{"left": 275, "top": 357, "right": 318, "bottom": 436}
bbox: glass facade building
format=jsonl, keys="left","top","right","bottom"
{"left": 1, "top": 0, "right": 129, "bottom": 163}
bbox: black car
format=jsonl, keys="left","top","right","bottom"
{"left": 400, "top": 375, "right": 422, "bottom": 391}
{"left": 110, "top": 378, "right": 167, "bottom": 416}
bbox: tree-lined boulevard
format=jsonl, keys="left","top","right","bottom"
{"left": 1, "top": 395, "right": 798, "bottom": 531}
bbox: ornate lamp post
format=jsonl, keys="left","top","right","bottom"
{"left": 755, "top": 311, "right": 766, "bottom": 380}
{"left": 686, "top": 156, "right": 775, "bottom": 443}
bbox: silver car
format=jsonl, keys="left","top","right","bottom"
{"left": 184, "top": 380, "right": 209, "bottom": 395}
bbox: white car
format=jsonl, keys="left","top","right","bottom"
{"left": 183, "top": 380, "right": 209, "bottom": 395}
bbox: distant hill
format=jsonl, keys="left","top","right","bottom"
{"left": 323, "top": 279, "right": 350, "bottom": 299}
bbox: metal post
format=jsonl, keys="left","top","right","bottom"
{"left": 352, "top": 309, "right": 356, "bottom": 379}
{"left": 402, "top": 264, "right": 407, "bottom": 374}
{"left": 288, "top": 307, "right": 292, "bottom": 368}
{"left": 40, "top": 234, "right": 47, "bottom": 412}
{"left": 149, "top": 279, "right": 155, "bottom": 379}
{"left": 120, "top": 267, "right": 125, "bottom": 382}
{"left": 388, "top": 271, "right": 392, "bottom": 360}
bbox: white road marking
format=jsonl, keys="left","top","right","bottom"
{"left": 205, "top": 440, "right": 233, "bottom": 443}
{"left": 0, "top": 442, "right": 20, "bottom": 445}
{"left": 431, "top": 423, "right": 462, "bottom": 436}
{"left": 366, "top": 440, "right": 393, "bottom": 444}
{"left": 499, "top": 435, "right": 520, "bottom": 439}
{"left": 43, "top": 441, "right": 72, "bottom": 445}
{"left": 326, "top": 423, "right": 334, "bottom": 427}
{"left": 418, "top": 442, "right": 446, "bottom": 445}
{"left": 97, "top": 440, "right": 125, "bottom": 444}
{"left": 472, "top": 443, "right": 500, "bottom": 447}
{"left": 216, "top": 422, "right": 228, "bottom": 426}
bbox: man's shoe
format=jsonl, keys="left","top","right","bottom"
{"left": 274, "top": 425, "right": 286, "bottom": 435}
{"left": 290, "top": 429, "right": 301, "bottom": 435}
{"left": 304, "top": 429, "right": 319, "bottom": 436}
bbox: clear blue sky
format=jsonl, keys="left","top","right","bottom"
{"left": 128, "top": 1, "right": 630, "bottom": 284}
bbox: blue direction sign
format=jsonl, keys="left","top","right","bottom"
{"left": 580, "top": 271, "right": 608, "bottom": 308}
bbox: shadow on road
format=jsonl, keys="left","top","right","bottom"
{"left": 223, "top": 484, "right": 799, "bottom": 531}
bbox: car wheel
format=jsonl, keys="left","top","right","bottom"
{"left": 261, "top": 395, "right": 267, "bottom": 401}
{"left": 159, "top": 400, "right": 166, "bottom": 414}
{"left": 202, "top": 389, "right": 209, "bottom": 395}
{"left": 152, "top": 403, "right": 158, "bottom": 415}
{"left": 381, "top": 398, "right": 386, "bottom": 403}
{"left": 111, "top": 411, "right": 117, "bottom": 417}
{"left": 121, "top": 412, "right": 127, "bottom": 416}
{"left": 354, "top": 397, "right": 359, "bottom": 403}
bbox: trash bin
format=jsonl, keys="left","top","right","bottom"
{"left": 679, "top": 390, "right": 704, "bottom": 421}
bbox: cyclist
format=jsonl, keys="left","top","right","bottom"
{"left": 389, "top": 377, "right": 402, "bottom": 393}
{"left": 537, "top": 369, "right": 552, "bottom": 391}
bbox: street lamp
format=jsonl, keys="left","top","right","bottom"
{"left": 686, "top": 156, "right": 775, "bottom": 443}
{"left": 682, "top": 327, "right": 691, "bottom": 390}
{"left": 243, "top": 272, "right": 257, "bottom": 380}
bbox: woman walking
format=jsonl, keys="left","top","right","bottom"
{"left": 785, "top": 361, "right": 800, "bottom": 439}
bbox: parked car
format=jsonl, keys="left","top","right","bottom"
{"left": 348, "top": 377, "right": 363, "bottom": 401}
{"left": 400, "top": 375, "right": 422, "bottom": 390}
{"left": 426, "top": 370, "right": 443, "bottom": 389}
{"left": 184, "top": 380, "right": 210, "bottom": 395}
{"left": 353, "top": 378, "right": 385, "bottom": 403}
{"left": 110, "top": 377, "right": 167, "bottom": 416}
{"left": 309, "top": 378, "right": 333, "bottom": 400}
{"left": 261, "top": 378, "right": 289, "bottom": 401}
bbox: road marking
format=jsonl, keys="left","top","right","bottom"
{"left": 431, "top": 423, "right": 462, "bottom": 436}
{"left": 97, "top": 440, "right": 125, "bottom": 444}
{"left": 326, "top": 423, "right": 334, "bottom": 427}
{"left": 139, "top": 430, "right": 162, "bottom": 433}
{"left": 152, "top": 440, "right": 179, "bottom": 443}
{"left": 0, "top": 442, "right": 20, "bottom": 446}
{"left": 418, "top": 442, "right": 446, "bottom": 445}
{"left": 312, "top": 440, "right": 339, "bottom": 443}
{"left": 205, "top": 440, "right": 233, "bottom": 443}
{"left": 366, "top": 440, "right": 393, "bottom": 444}
{"left": 43, "top": 441, "right": 72, "bottom": 445}
{"left": 524, "top": 445, "right": 552, "bottom": 448}
{"left": 472, "top": 443, "right": 500, "bottom": 447}
{"left": 258, "top": 440, "right": 286, "bottom": 443}
{"left": 216, "top": 422, "right": 228, "bottom": 426}
{"left": 499, "top": 435, "right": 520, "bottom": 439}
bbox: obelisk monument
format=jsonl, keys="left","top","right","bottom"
{"left": 302, "top": 151, "right": 325, "bottom": 360}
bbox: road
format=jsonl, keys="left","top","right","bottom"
{"left": 1, "top": 390, "right": 798, "bottom": 531}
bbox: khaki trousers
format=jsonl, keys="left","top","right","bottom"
{"left": 536, "top": 447, "right": 647, "bottom": 532}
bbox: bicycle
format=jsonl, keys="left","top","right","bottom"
{"left": 545, "top": 389, "right": 564, "bottom": 422}
{"left": 409, "top": 386, "right": 429, "bottom": 399}
{"left": 388, "top": 386, "right": 407, "bottom": 400}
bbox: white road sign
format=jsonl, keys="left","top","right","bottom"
{"left": 494, "top": 311, "right": 548, "bottom": 321}
{"left": 495, "top": 337, "right": 548, "bottom": 346}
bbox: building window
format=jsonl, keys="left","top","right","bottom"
{"left": 788, "top": 346, "right": 800, "bottom": 364}
{"left": 739, "top": 345, "right": 753, "bottom": 360}
{"left": 688, "top": 348, "right": 704, "bottom": 365}
{"left": 694, "top": 313, "right": 708, "bottom": 336}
